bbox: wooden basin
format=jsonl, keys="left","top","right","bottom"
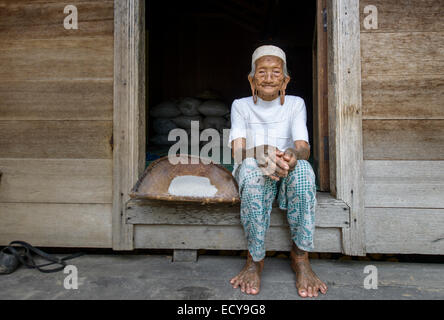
{"left": 130, "top": 155, "right": 240, "bottom": 204}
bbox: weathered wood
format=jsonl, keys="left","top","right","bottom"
{"left": 0, "top": 120, "right": 112, "bottom": 159}
{"left": 362, "top": 74, "right": 444, "bottom": 119}
{"left": 0, "top": 38, "right": 113, "bottom": 80}
{"left": 173, "top": 250, "right": 198, "bottom": 262}
{"left": 127, "top": 193, "right": 346, "bottom": 206}
{"left": 364, "top": 160, "right": 444, "bottom": 208}
{"left": 360, "top": 0, "right": 444, "bottom": 33}
{"left": 112, "top": 0, "right": 145, "bottom": 250}
{"left": 0, "top": 0, "right": 113, "bottom": 40}
{"left": 326, "top": 1, "right": 337, "bottom": 197}
{"left": 313, "top": 0, "right": 330, "bottom": 191}
{"left": 327, "top": 0, "right": 365, "bottom": 255}
{"left": 0, "top": 80, "right": 113, "bottom": 120}
{"left": 134, "top": 225, "right": 343, "bottom": 253}
{"left": 127, "top": 192, "right": 350, "bottom": 254}
{"left": 363, "top": 120, "right": 444, "bottom": 160}
{"left": 0, "top": 203, "right": 112, "bottom": 248}
{"left": 0, "top": 0, "right": 116, "bottom": 250}
{"left": 364, "top": 208, "right": 444, "bottom": 254}
{"left": 361, "top": 32, "right": 444, "bottom": 76}
{"left": 125, "top": 193, "right": 350, "bottom": 228}
{"left": 0, "top": 159, "right": 112, "bottom": 204}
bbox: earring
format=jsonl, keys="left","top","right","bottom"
{"left": 253, "top": 89, "right": 258, "bottom": 104}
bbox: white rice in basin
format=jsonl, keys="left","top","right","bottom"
{"left": 168, "top": 175, "right": 218, "bottom": 198}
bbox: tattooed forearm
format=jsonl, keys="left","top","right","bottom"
{"left": 233, "top": 144, "right": 277, "bottom": 165}
{"left": 285, "top": 146, "right": 310, "bottom": 161}
{"left": 233, "top": 146, "right": 257, "bottom": 164}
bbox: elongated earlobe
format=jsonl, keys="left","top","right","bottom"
{"left": 249, "top": 76, "right": 258, "bottom": 104}
{"left": 280, "top": 76, "right": 290, "bottom": 105}
{"left": 280, "top": 89, "right": 285, "bottom": 105}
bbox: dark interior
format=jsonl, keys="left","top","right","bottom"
{"left": 145, "top": 0, "right": 316, "bottom": 164}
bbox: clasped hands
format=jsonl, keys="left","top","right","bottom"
{"left": 256, "top": 145, "right": 297, "bottom": 181}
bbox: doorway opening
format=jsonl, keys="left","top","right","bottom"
{"left": 145, "top": 0, "right": 328, "bottom": 191}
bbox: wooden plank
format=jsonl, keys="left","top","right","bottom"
{"left": 134, "top": 225, "right": 343, "bottom": 253}
{"left": 0, "top": 203, "right": 112, "bottom": 248}
{"left": 0, "top": 159, "right": 112, "bottom": 204}
{"left": 364, "top": 208, "right": 444, "bottom": 254}
{"left": 313, "top": 0, "right": 330, "bottom": 191}
{"left": 360, "top": 0, "right": 444, "bottom": 33}
{"left": 112, "top": 0, "right": 145, "bottom": 250}
{"left": 0, "top": 120, "right": 112, "bottom": 159}
{"left": 327, "top": 1, "right": 337, "bottom": 197}
{"left": 362, "top": 74, "right": 444, "bottom": 119}
{"left": 173, "top": 250, "right": 198, "bottom": 262}
{"left": 128, "top": 192, "right": 346, "bottom": 206}
{"left": 328, "top": 0, "right": 365, "bottom": 255}
{"left": 0, "top": 80, "right": 113, "bottom": 120}
{"left": 361, "top": 32, "right": 444, "bottom": 76}
{"left": 0, "top": 38, "right": 113, "bottom": 81}
{"left": 364, "top": 160, "right": 444, "bottom": 208}
{"left": 363, "top": 120, "right": 444, "bottom": 160}
{"left": 0, "top": 0, "right": 113, "bottom": 40}
{"left": 125, "top": 193, "right": 350, "bottom": 228}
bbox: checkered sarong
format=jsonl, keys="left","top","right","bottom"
{"left": 235, "top": 158, "right": 317, "bottom": 261}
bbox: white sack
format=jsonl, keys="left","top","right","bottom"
{"left": 150, "top": 134, "right": 177, "bottom": 146}
{"left": 172, "top": 115, "right": 203, "bottom": 129}
{"left": 178, "top": 97, "right": 202, "bottom": 116}
{"left": 152, "top": 118, "right": 178, "bottom": 135}
{"left": 150, "top": 101, "right": 181, "bottom": 118}
{"left": 203, "top": 116, "right": 227, "bottom": 132}
{"left": 198, "top": 100, "right": 229, "bottom": 117}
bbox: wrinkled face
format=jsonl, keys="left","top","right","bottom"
{"left": 248, "top": 55, "right": 290, "bottom": 100}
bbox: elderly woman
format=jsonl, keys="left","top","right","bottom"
{"left": 228, "top": 45, "right": 328, "bottom": 297}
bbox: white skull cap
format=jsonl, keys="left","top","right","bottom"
{"left": 252, "top": 45, "right": 287, "bottom": 69}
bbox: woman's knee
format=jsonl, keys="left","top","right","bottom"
{"left": 288, "top": 160, "right": 316, "bottom": 187}
{"left": 237, "top": 158, "right": 264, "bottom": 185}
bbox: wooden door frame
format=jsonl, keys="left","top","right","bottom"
{"left": 111, "top": 0, "right": 366, "bottom": 255}
{"left": 327, "top": 0, "right": 365, "bottom": 255}
{"left": 112, "top": 0, "right": 145, "bottom": 250}
{"left": 313, "top": 0, "right": 330, "bottom": 192}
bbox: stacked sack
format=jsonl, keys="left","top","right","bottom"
{"left": 150, "top": 92, "right": 231, "bottom": 147}
{"left": 149, "top": 100, "right": 181, "bottom": 146}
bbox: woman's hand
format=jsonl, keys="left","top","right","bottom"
{"left": 255, "top": 145, "right": 290, "bottom": 181}
{"left": 283, "top": 148, "right": 298, "bottom": 172}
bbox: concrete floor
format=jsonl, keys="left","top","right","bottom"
{"left": 0, "top": 254, "right": 443, "bottom": 300}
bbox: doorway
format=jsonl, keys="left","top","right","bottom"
{"left": 145, "top": 0, "right": 328, "bottom": 190}
{"left": 113, "top": 0, "right": 365, "bottom": 252}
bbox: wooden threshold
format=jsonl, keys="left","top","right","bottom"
{"left": 125, "top": 192, "right": 350, "bottom": 253}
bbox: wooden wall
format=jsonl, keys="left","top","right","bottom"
{"left": 0, "top": 0, "right": 114, "bottom": 247}
{"left": 360, "top": 0, "right": 444, "bottom": 253}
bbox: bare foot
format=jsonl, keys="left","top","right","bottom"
{"left": 291, "top": 244, "right": 328, "bottom": 298}
{"left": 230, "top": 253, "right": 264, "bottom": 295}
